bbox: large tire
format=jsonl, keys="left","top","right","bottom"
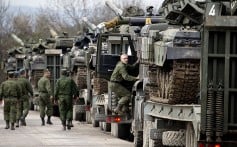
{"left": 149, "top": 129, "right": 167, "bottom": 147}
{"left": 162, "top": 130, "right": 186, "bottom": 146}
{"left": 111, "top": 123, "right": 132, "bottom": 140}
{"left": 78, "top": 113, "right": 86, "bottom": 121}
{"left": 103, "top": 122, "right": 111, "bottom": 132}
{"left": 91, "top": 117, "right": 99, "bottom": 127}
{"left": 134, "top": 131, "right": 143, "bottom": 147}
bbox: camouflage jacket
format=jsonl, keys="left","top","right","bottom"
{"left": 0, "top": 79, "right": 21, "bottom": 99}
{"left": 18, "top": 77, "right": 33, "bottom": 97}
{"left": 54, "top": 75, "right": 78, "bottom": 99}
{"left": 37, "top": 76, "right": 52, "bottom": 95}
{"left": 110, "top": 61, "right": 137, "bottom": 82}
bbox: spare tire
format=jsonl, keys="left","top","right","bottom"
{"left": 162, "top": 130, "right": 185, "bottom": 146}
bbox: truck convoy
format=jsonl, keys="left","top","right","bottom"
{"left": 80, "top": 0, "right": 237, "bottom": 147}
{"left": 2, "top": 0, "right": 237, "bottom": 147}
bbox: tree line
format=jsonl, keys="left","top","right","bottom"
{"left": 0, "top": 0, "right": 148, "bottom": 82}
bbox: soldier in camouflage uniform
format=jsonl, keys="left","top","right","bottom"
{"left": 17, "top": 69, "right": 33, "bottom": 126}
{"left": 55, "top": 68, "right": 78, "bottom": 130}
{"left": 109, "top": 54, "right": 139, "bottom": 115}
{"left": 37, "top": 69, "right": 53, "bottom": 126}
{"left": 14, "top": 71, "right": 23, "bottom": 127}
{"left": 0, "top": 71, "right": 21, "bottom": 130}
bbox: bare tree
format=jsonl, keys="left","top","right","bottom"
{"left": 0, "top": 0, "right": 10, "bottom": 33}
{"left": 12, "top": 12, "right": 33, "bottom": 41}
{"left": 0, "top": 0, "right": 10, "bottom": 82}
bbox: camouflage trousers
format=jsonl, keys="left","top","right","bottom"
{"left": 109, "top": 82, "right": 131, "bottom": 106}
{"left": 17, "top": 95, "right": 30, "bottom": 119}
{"left": 58, "top": 95, "right": 73, "bottom": 123}
{"left": 4, "top": 98, "right": 18, "bottom": 123}
{"left": 39, "top": 93, "right": 53, "bottom": 118}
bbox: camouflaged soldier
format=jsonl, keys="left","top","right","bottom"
{"left": 14, "top": 70, "right": 23, "bottom": 128}
{"left": 0, "top": 71, "right": 21, "bottom": 130}
{"left": 37, "top": 69, "right": 53, "bottom": 126}
{"left": 55, "top": 68, "right": 78, "bottom": 130}
{"left": 16, "top": 69, "right": 33, "bottom": 127}
{"left": 109, "top": 54, "right": 139, "bottom": 115}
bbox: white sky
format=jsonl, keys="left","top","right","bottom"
{"left": 7, "top": 0, "right": 48, "bottom": 8}
{"left": 7, "top": 0, "right": 163, "bottom": 8}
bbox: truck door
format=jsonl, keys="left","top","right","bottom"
{"left": 95, "top": 33, "right": 138, "bottom": 81}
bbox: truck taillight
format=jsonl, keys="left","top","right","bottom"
{"left": 106, "top": 116, "right": 121, "bottom": 123}
{"left": 214, "top": 144, "right": 221, "bottom": 147}
{"left": 85, "top": 105, "right": 90, "bottom": 111}
{"left": 198, "top": 143, "right": 205, "bottom": 147}
{"left": 199, "top": 143, "right": 221, "bottom": 147}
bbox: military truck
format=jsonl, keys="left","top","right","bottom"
{"left": 93, "top": 0, "right": 237, "bottom": 147}
{"left": 79, "top": 0, "right": 170, "bottom": 138}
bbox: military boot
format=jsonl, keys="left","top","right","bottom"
{"left": 62, "top": 121, "right": 66, "bottom": 131}
{"left": 11, "top": 123, "right": 15, "bottom": 130}
{"left": 67, "top": 120, "right": 71, "bottom": 130}
{"left": 68, "top": 120, "right": 74, "bottom": 127}
{"left": 20, "top": 117, "right": 26, "bottom": 126}
{"left": 16, "top": 119, "right": 19, "bottom": 127}
{"left": 47, "top": 116, "right": 53, "bottom": 125}
{"left": 5, "top": 120, "right": 10, "bottom": 129}
{"left": 114, "top": 104, "right": 123, "bottom": 115}
{"left": 41, "top": 117, "right": 45, "bottom": 126}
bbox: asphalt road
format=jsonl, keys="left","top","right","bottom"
{"left": 0, "top": 105, "right": 133, "bottom": 147}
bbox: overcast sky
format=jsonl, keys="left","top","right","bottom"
{"left": 8, "top": 0, "right": 163, "bottom": 8}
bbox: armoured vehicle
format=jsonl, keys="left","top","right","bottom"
{"left": 89, "top": 0, "right": 237, "bottom": 147}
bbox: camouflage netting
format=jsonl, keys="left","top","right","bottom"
{"left": 146, "top": 60, "right": 200, "bottom": 104}
{"left": 75, "top": 67, "right": 87, "bottom": 89}
{"left": 93, "top": 76, "right": 108, "bottom": 95}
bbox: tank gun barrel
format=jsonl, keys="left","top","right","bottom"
{"left": 49, "top": 28, "right": 58, "bottom": 38}
{"left": 11, "top": 34, "right": 25, "bottom": 47}
{"left": 103, "top": 16, "right": 166, "bottom": 29}
{"left": 82, "top": 17, "right": 97, "bottom": 31}
{"left": 105, "top": 0, "right": 123, "bottom": 17}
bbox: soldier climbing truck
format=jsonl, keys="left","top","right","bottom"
{"left": 89, "top": 0, "right": 237, "bottom": 147}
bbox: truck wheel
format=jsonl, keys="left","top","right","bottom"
{"left": 99, "top": 122, "right": 103, "bottom": 130}
{"left": 111, "top": 123, "right": 132, "bottom": 139}
{"left": 103, "top": 122, "right": 111, "bottom": 132}
{"left": 162, "top": 130, "right": 186, "bottom": 146}
{"left": 78, "top": 112, "right": 86, "bottom": 121}
{"left": 91, "top": 117, "right": 99, "bottom": 127}
{"left": 134, "top": 131, "right": 143, "bottom": 147}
